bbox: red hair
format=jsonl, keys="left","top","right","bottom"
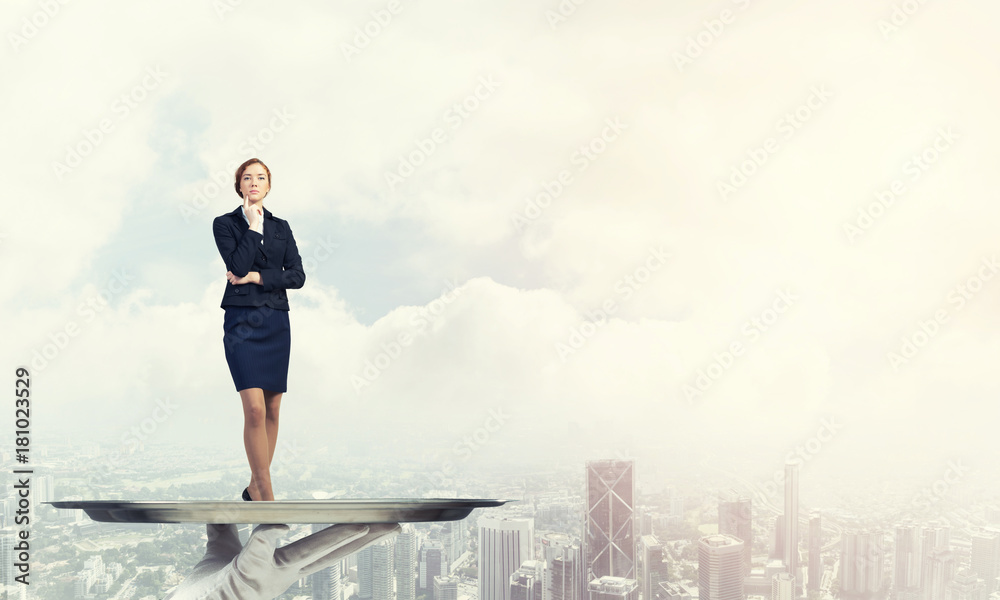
{"left": 234, "top": 158, "right": 271, "bottom": 197}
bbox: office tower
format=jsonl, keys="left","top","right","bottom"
{"left": 419, "top": 540, "right": 444, "bottom": 593}
{"left": 923, "top": 550, "right": 954, "bottom": 600}
{"left": 840, "top": 530, "right": 883, "bottom": 599}
{"left": 698, "top": 534, "right": 745, "bottom": 600}
{"left": 948, "top": 569, "right": 985, "bottom": 600}
{"left": 922, "top": 525, "right": 951, "bottom": 600}
{"left": 719, "top": 492, "right": 753, "bottom": 576}
{"left": 773, "top": 572, "right": 794, "bottom": 600}
{"left": 542, "top": 533, "right": 584, "bottom": 600}
{"left": 359, "top": 538, "right": 395, "bottom": 600}
{"left": 971, "top": 529, "right": 1000, "bottom": 595}
{"left": 311, "top": 525, "right": 343, "bottom": 600}
{"left": 479, "top": 516, "right": 534, "bottom": 600}
{"left": 772, "top": 515, "right": 785, "bottom": 561}
{"left": 586, "top": 460, "right": 636, "bottom": 581}
{"left": 588, "top": 576, "right": 639, "bottom": 600}
{"left": 434, "top": 575, "right": 459, "bottom": 600}
{"left": 441, "top": 521, "right": 464, "bottom": 570}
{"left": 784, "top": 462, "right": 799, "bottom": 587}
{"left": 894, "top": 522, "right": 922, "bottom": 600}
{"left": 395, "top": 524, "right": 417, "bottom": 600}
{"left": 510, "top": 560, "right": 545, "bottom": 600}
{"left": 808, "top": 513, "right": 822, "bottom": 592}
{"left": 639, "top": 535, "right": 670, "bottom": 600}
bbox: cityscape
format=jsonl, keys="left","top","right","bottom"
{"left": 1, "top": 441, "right": 997, "bottom": 600}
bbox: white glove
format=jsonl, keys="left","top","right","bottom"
{"left": 165, "top": 521, "right": 401, "bottom": 600}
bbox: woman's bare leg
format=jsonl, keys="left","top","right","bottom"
{"left": 240, "top": 388, "right": 274, "bottom": 501}
{"left": 245, "top": 390, "right": 283, "bottom": 500}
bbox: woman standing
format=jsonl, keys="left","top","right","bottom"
{"left": 212, "top": 158, "right": 305, "bottom": 501}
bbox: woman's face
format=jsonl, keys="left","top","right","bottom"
{"left": 240, "top": 163, "right": 270, "bottom": 201}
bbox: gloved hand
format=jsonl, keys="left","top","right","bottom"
{"left": 164, "top": 521, "right": 401, "bottom": 599}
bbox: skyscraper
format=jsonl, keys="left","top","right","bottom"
{"left": 840, "top": 530, "right": 883, "bottom": 599}
{"left": 395, "top": 524, "right": 417, "bottom": 600}
{"left": 510, "top": 560, "right": 545, "bottom": 600}
{"left": 360, "top": 538, "right": 395, "bottom": 600}
{"left": 419, "top": 540, "right": 444, "bottom": 593}
{"left": 773, "top": 572, "right": 794, "bottom": 600}
{"left": 894, "top": 522, "right": 922, "bottom": 599}
{"left": 808, "top": 513, "right": 822, "bottom": 592}
{"left": 639, "top": 535, "right": 670, "bottom": 600}
{"left": 310, "top": 525, "right": 343, "bottom": 600}
{"left": 784, "top": 462, "right": 799, "bottom": 588}
{"left": 719, "top": 492, "right": 752, "bottom": 576}
{"left": 542, "top": 533, "right": 584, "bottom": 600}
{"left": 479, "top": 516, "right": 534, "bottom": 600}
{"left": 586, "top": 459, "right": 635, "bottom": 581}
{"left": 970, "top": 528, "right": 1000, "bottom": 595}
{"left": 772, "top": 515, "right": 785, "bottom": 561}
{"left": 698, "top": 534, "right": 745, "bottom": 600}
{"left": 923, "top": 549, "right": 954, "bottom": 600}
{"left": 947, "top": 568, "right": 985, "bottom": 600}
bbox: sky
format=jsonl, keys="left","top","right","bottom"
{"left": 2, "top": 0, "right": 1000, "bottom": 503}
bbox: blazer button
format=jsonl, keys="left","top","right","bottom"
{"left": 234, "top": 288, "right": 240, "bottom": 294}
{"left": 262, "top": 257, "right": 267, "bottom": 262}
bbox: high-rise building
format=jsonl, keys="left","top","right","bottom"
{"left": 772, "top": 515, "right": 785, "bottom": 561}
{"left": 948, "top": 569, "right": 985, "bottom": 600}
{"left": 310, "top": 525, "right": 343, "bottom": 600}
{"left": 510, "top": 560, "right": 545, "bottom": 600}
{"left": 655, "top": 581, "right": 692, "bottom": 600}
{"left": 395, "top": 524, "right": 417, "bottom": 600}
{"left": 894, "top": 522, "right": 922, "bottom": 597}
{"left": 639, "top": 535, "right": 669, "bottom": 600}
{"left": 719, "top": 492, "right": 753, "bottom": 577}
{"left": 840, "top": 530, "right": 883, "bottom": 599}
{"left": 772, "top": 572, "right": 794, "bottom": 600}
{"left": 419, "top": 540, "right": 444, "bottom": 593}
{"left": 542, "top": 533, "right": 584, "bottom": 600}
{"left": 970, "top": 529, "right": 1000, "bottom": 595}
{"left": 359, "top": 538, "right": 395, "bottom": 600}
{"left": 0, "top": 528, "right": 15, "bottom": 587}
{"left": 479, "top": 516, "right": 534, "bottom": 600}
{"left": 808, "top": 513, "right": 822, "bottom": 592}
{"left": 923, "top": 549, "right": 954, "bottom": 600}
{"left": 698, "top": 534, "right": 745, "bottom": 600}
{"left": 586, "top": 460, "right": 636, "bottom": 581}
{"left": 784, "top": 462, "right": 799, "bottom": 589}
{"left": 434, "top": 575, "right": 459, "bottom": 600}
{"left": 588, "top": 576, "right": 639, "bottom": 600}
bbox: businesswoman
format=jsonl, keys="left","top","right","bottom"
{"left": 212, "top": 158, "right": 305, "bottom": 502}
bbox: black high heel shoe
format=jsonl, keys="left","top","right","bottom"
{"left": 242, "top": 487, "right": 252, "bottom": 502}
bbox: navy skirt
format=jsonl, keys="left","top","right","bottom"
{"left": 222, "top": 305, "right": 290, "bottom": 393}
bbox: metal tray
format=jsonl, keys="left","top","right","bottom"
{"left": 48, "top": 498, "right": 511, "bottom": 524}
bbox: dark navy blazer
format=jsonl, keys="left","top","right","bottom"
{"left": 212, "top": 205, "right": 306, "bottom": 310}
